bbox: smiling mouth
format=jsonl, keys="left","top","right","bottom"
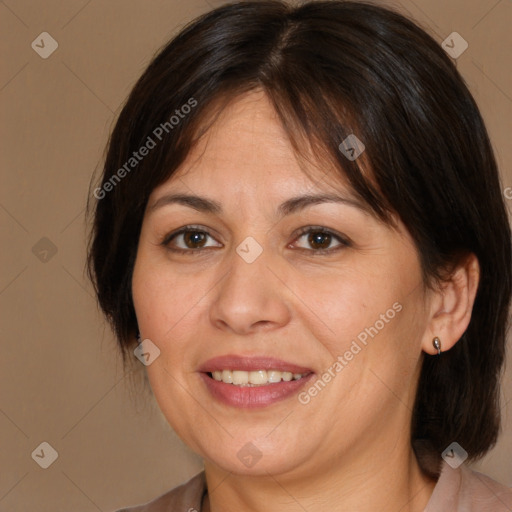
{"left": 207, "top": 369, "right": 313, "bottom": 386}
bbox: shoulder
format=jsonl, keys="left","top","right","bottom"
{"left": 458, "top": 464, "right": 512, "bottom": 511}
{"left": 113, "top": 471, "right": 206, "bottom": 512}
{"left": 426, "top": 461, "right": 512, "bottom": 512}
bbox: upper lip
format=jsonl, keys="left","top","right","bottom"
{"left": 198, "top": 355, "right": 313, "bottom": 374}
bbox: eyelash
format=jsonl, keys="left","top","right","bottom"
{"left": 160, "top": 224, "right": 351, "bottom": 256}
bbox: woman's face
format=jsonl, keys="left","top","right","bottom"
{"left": 132, "top": 90, "right": 434, "bottom": 479}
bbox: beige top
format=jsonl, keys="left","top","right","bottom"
{"left": 114, "top": 462, "right": 512, "bottom": 511}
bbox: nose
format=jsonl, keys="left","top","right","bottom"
{"left": 209, "top": 244, "right": 291, "bottom": 336}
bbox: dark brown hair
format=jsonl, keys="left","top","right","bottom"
{"left": 86, "top": 0, "right": 512, "bottom": 474}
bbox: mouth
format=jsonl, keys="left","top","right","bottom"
{"left": 198, "top": 355, "right": 315, "bottom": 408}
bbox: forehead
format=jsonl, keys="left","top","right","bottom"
{"left": 152, "top": 89, "right": 350, "bottom": 201}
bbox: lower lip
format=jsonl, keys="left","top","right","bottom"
{"left": 199, "top": 372, "right": 315, "bottom": 408}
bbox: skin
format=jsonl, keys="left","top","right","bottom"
{"left": 131, "top": 90, "right": 480, "bottom": 512}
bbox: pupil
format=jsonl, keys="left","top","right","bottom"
{"left": 309, "top": 232, "right": 330, "bottom": 249}
{"left": 185, "top": 231, "right": 205, "bottom": 248}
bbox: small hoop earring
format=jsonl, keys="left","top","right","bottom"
{"left": 432, "top": 337, "right": 442, "bottom": 356}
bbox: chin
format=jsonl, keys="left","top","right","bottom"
{"left": 208, "top": 453, "right": 300, "bottom": 477}
{"left": 200, "top": 437, "right": 312, "bottom": 478}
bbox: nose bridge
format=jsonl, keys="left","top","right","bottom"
{"left": 209, "top": 236, "right": 290, "bottom": 334}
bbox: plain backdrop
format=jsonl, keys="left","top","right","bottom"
{"left": 1, "top": 0, "right": 511, "bottom": 510}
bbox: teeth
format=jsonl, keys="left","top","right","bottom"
{"left": 232, "top": 370, "right": 249, "bottom": 385}
{"left": 210, "top": 370, "right": 306, "bottom": 386}
{"left": 248, "top": 370, "right": 267, "bottom": 385}
{"left": 221, "top": 370, "right": 232, "bottom": 383}
{"left": 267, "top": 370, "right": 282, "bottom": 383}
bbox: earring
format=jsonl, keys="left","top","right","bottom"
{"left": 432, "top": 337, "right": 442, "bottom": 355}
{"left": 136, "top": 330, "right": 141, "bottom": 343}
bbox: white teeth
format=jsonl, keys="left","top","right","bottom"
{"left": 210, "top": 369, "right": 306, "bottom": 386}
{"left": 232, "top": 370, "right": 249, "bottom": 385}
{"left": 267, "top": 370, "right": 282, "bottom": 383}
{"left": 282, "top": 372, "right": 293, "bottom": 381}
{"left": 248, "top": 370, "right": 267, "bottom": 385}
{"left": 221, "top": 369, "right": 232, "bottom": 383}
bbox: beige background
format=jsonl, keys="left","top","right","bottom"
{"left": 1, "top": 0, "right": 511, "bottom": 510}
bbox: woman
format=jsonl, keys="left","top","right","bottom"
{"left": 87, "top": 1, "right": 512, "bottom": 510}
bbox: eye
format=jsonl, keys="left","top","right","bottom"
{"left": 160, "top": 225, "right": 351, "bottom": 256}
{"left": 161, "top": 225, "right": 221, "bottom": 254}
{"left": 290, "top": 226, "right": 350, "bottom": 254}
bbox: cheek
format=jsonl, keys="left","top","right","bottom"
{"left": 131, "top": 250, "right": 220, "bottom": 389}
{"left": 289, "top": 263, "right": 401, "bottom": 349}
{"left": 132, "top": 251, "right": 202, "bottom": 337}
{"left": 292, "top": 257, "right": 423, "bottom": 382}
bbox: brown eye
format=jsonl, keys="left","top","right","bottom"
{"left": 292, "top": 227, "right": 350, "bottom": 254}
{"left": 182, "top": 231, "right": 208, "bottom": 248}
{"left": 307, "top": 231, "right": 333, "bottom": 250}
{"left": 161, "top": 226, "right": 222, "bottom": 253}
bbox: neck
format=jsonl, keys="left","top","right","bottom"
{"left": 202, "top": 445, "right": 437, "bottom": 512}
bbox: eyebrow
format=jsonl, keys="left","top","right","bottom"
{"left": 149, "top": 192, "right": 368, "bottom": 218}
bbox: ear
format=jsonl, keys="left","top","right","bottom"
{"left": 422, "top": 253, "right": 480, "bottom": 355}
